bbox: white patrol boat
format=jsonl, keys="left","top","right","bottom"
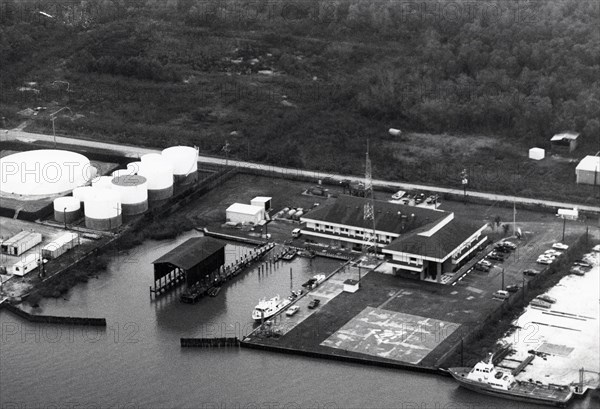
{"left": 448, "top": 353, "right": 573, "bottom": 407}
{"left": 252, "top": 295, "right": 291, "bottom": 322}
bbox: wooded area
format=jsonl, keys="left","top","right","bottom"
{"left": 1, "top": 0, "right": 598, "bottom": 202}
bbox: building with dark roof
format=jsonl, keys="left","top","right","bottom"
{"left": 550, "top": 132, "right": 579, "bottom": 153}
{"left": 152, "top": 237, "right": 226, "bottom": 288}
{"left": 300, "top": 195, "right": 488, "bottom": 283}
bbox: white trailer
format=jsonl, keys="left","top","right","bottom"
{"left": 1, "top": 231, "right": 42, "bottom": 256}
{"left": 42, "top": 232, "right": 79, "bottom": 259}
{"left": 12, "top": 254, "right": 39, "bottom": 276}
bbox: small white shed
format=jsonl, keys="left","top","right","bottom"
{"left": 343, "top": 279, "right": 360, "bottom": 293}
{"left": 529, "top": 148, "right": 545, "bottom": 160}
{"left": 226, "top": 203, "right": 265, "bottom": 224}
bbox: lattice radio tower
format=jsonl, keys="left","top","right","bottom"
{"left": 362, "top": 140, "right": 378, "bottom": 259}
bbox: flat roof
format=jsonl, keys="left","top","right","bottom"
{"left": 301, "top": 195, "right": 448, "bottom": 235}
{"left": 3, "top": 231, "right": 41, "bottom": 246}
{"left": 226, "top": 203, "right": 264, "bottom": 215}
{"left": 384, "top": 221, "right": 486, "bottom": 260}
{"left": 576, "top": 155, "right": 600, "bottom": 172}
{"left": 152, "top": 237, "right": 226, "bottom": 271}
{"left": 251, "top": 196, "right": 272, "bottom": 202}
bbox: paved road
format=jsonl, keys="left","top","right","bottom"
{"left": 3, "top": 127, "right": 600, "bottom": 214}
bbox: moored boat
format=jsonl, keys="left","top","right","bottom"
{"left": 252, "top": 295, "right": 291, "bottom": 321}
{"left": 448, "top": 354, "right": 573, "bottom": 407}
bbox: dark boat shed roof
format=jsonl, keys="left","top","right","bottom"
{"left": 152, "top": 237, "right": 226, "bottom": 271}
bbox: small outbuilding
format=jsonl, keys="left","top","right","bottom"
{"left": 1, "top": 231, "right": 42, "bottom": 256}
{"left": 343, "top": 279, "right": 360, "bottom": 293}
{"left": 575, "top": 156, "right": 600, "bottom": 185}
{"left": 226, "top": 203, "right": 265, "bottom": 225}
{"left": 551, "top": 132, "right": 579, "bottom": 153}
{"left": 41, "top": 232, "right": 79, "bottom": 259}
{"left": 529, "top": 148, "right": 545, "bottom": 160}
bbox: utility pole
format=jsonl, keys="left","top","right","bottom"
{"left": 501, "top": 268, "right": 505, "bottom": 290}
{"left": 222, "top": 140, "right": 231, "bottom": 167}
{"left": 460, "top": 168, "right": 468, "bottom": 198}
{"left": 513, "top": 198, "right": 517, "bottom": 237}
{"left": 49, "top": 106, "right": 73, "bottom": 148}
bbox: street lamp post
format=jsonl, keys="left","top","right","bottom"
{"left": 49, "top": 106, "right": 73, "bottom": 148}
{"left": 63, "top": 207, "right": 67, "bottom": 230}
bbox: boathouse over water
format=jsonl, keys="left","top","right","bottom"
{"left": 152, "top": 237, "right": 226, "bottom": 290}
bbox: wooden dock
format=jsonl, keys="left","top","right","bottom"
{"left": 512, "top": 354, "right": 535, "bottom": 375}
{"left": 179, "top": 242, "right": 275, "bottom": 304}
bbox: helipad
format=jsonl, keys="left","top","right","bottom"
{"left": 321, "top": 306, "right": 459, "bottom": 364}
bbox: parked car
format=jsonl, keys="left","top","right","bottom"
{"left": 391, "top": 190, "right": 406, "bottom": 200}
{"left": 544, "top": 249, "right": 562, "bottom": 256}
{"left": 536, "top": 294, "right": 556, "bottom": 304}
{"left": 536, "top": 258, "right": 553, "bottom": 265}
{"left": 478, "top": 259, "right": 493, "bottom": 267}
{"left": 523, "top": 269, "right": 540, "bottom": 276}
{"left": 505, "top": 285, "right": 519, "bottom": 293}
{"left": 573, "top": 260, "right": 592, "bottom": 268}
{"left": 501, "top": 241, "right": 517, "bottom": 250}
{"left": 552, "top": 243, "right": 569, "bottom": 250}
{"left": 474, "top": 263, "right": 490, "bottom": 272}
{"left": 487, "top": 252, "right": 505, "bottom": 261}
{"left": 285, "top": 305, "right": 300, "bottom": 316}
{"left": 493, "top": 290, "right": 510, "bottom": 300}
{"left": 307, "top": 298, "right": 321, "bottom": 309}
{"left": 494, "top": 245, "right": 512, "bottom": 253}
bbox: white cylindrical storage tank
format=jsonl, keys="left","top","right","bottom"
{"left": 140, "top": 153, "right": 164, "bottom": 164}
{"left": 136, "top": 160, "right": 173, "bottom": 202}
{"left": 72, "top": 186, "right": 94, "bottom": 203}
{"left": 84, "top": 188, "right": 122, "bottom": 231}
{"left": 126, "top": 161, "right": 143, "bottom": 175}
{"left": 91, "top": 175, "right": 114, "bottom": 189}
{"left": 53, "top": 196, "right": 82, "bottom": 224}
{"left": 112, "top": 168, "right": 133, "bottom": 178}
{"left": 111, "top": 175, "right": 148, "bottom": 216}
{"left": 161, "top": 146, "right": 198, "bottom": 185}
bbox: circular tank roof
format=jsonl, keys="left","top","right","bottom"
{"left": 53, "top": 196, "right": 81, "bottom": 212}
{"left": 112, "top": 175, "right": 147, "bottom": 186}
{"left": 161, "top": 146, "right": 198, "bottom": 176}
{"left": 0, "top": 149, "right": 92, "bottom": 196}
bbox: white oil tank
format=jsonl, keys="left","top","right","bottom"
{"left": 112, "top": 168, "right": 133, "bottom": 178}
{"left": 53, "top": 196, "right": 82, "bottom": 224}
{"left": 126, "top": 161, "right": 143, "bottom": 175}
{"left": 135, "top": 160, "right": 173, "bottom": 202}
{"left": 111, "top": 175, "right": 148, "bottom": 216}
{"left": 161, "top": 146, "right": 198, "bottom": 185}
{"left": 91, "top": 175, "right": 114, "bottom": 189}
{"left": 84, "top": 188, "right": 122, "bottom": 230}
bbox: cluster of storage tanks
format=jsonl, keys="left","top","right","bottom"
{"left": 52, "top": 146, "right": 198, "bottom": 231}
{"left": 281, "top": 207, "right": 304, "bottom": 221}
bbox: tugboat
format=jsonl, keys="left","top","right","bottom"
{"left": 447, "top": 353, "right": 573, "bottom": 407}
{"left": 252, "top": 295, "right": 291, "bottom": 321}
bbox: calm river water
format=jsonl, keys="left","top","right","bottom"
{"left": 0, "top": 231, "right": 596, "bottom": 409}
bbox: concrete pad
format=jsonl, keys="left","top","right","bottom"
{"left": 321, "top": 306, "right": 459, "bottom": 364}
{"left": 500, "top": 254, "right": 600, "bottom": 390}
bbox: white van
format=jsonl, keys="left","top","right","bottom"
{"left": 292, "top": 228, "right": 302, "bottom": 238}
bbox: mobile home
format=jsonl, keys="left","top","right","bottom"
{"left": 42, "top": 232, "right": 79, "bottom": 259}
{"left": 12, "top": 254, "right": 39, "bottom": 276}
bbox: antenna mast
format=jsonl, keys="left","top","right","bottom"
{"left": 362, "top": 140, "right": 377, "bottom": 260}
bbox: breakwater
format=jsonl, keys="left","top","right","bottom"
{"left": 0, "top": 301, "right": 106, "bottom": 326}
